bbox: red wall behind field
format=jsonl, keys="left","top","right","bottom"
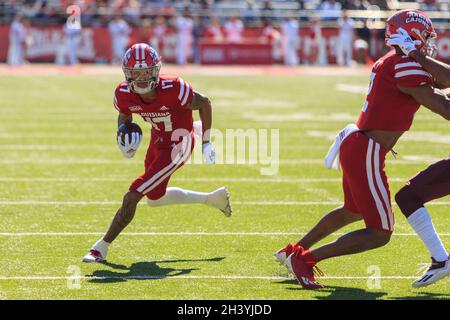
{"left": 1, "top": 25, "right": 450, "bottom": 64}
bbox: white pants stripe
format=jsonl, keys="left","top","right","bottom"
{"left": 137, "top": 136, "right": 192, "bottom": 195}
{"left": 373, "top": 142, "right": 394, "bottom": 230}
{"left": 366, "top": 139, "right": 390, "bottom": 231}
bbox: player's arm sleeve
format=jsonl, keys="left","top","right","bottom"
{"left": 113, "top": 88, "right": 132, "bottom": 116}
{"left": 175, "top": 77, "right": 194, "bottom": 108}
{"left": 393, "top": 62, "right": 433, "bottom": 87}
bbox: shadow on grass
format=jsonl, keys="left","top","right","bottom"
{"left": 392, "top": 291, "right": 450, "bottom": 300}
{"left": 276, "top": 279, "right": 387, "bottom": 300}
{"left": 86, "top": 257, "right": 225, "bottom": 284}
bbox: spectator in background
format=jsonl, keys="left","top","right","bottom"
{"left": 321, "top": 0, "right": 342, "bottom": 21}
{"left": 354, "top": 38, "right": 371, "bottom": 65}
{"left": 122, "top": 0, "right": 141, "bottom": 25}
{"left": 137, "top": 18, "right": 152, "bottom": 44}
{"left": 176, "top": 9, "right": 194, "bottom": 65}
{"left": 336, "top": 11, "right": 354, "bottom": 66}
{"left": 192, "top": 16, "right": 206, "bottom": 64}
{"left": 281, "top": 14, "right": 300, "bottom": 66}
{"left": 421, "top": 0, "right": 437, "bottom": 11}
{"left": 150, "top": 16, "right": 167, "bottom": 53}
{"left": 261, "top": 0, "right": 275, "bottom": 23}
{"left": 205, "top": 16, "right": 224, "bottom": 42}
{"left": 108, "top": 14, "right": 131, "bottom": 65}
{"left": 241, "top": 0, "right": 260, "bottom": 26}
{"left": 62, "top": 11, "right": 82, "bottom": 65}
{"left": 370, "top": 0, "right": 388, "bottom": 10}
{"left": 304, "top": 17, "right": 327, "bottom": 65}
{"left": 261, "top": 19, "right": 282, "bottom": 61}
{"left": 224, "top": 15, "right": 244, "bottom": 43}
{"left": 7, "top": 14, "right": 28, "bottom": 65}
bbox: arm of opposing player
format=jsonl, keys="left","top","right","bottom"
{"left": 409, "top": 51, "right": 450, "bottom": 89}
{"left": 398, "top": 84, "right": 450, "bottom": 121}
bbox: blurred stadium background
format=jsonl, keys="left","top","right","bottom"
{"left": 2, "top": 0, "right": 450, "bottom": 66}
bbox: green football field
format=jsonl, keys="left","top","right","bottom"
{"left": 0, "top": 66, "right": 449, "bottom": 300}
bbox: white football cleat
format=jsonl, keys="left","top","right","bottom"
{"left": 206, "top": 187, "right": 232, "bottom": 217}
{"left": 413, "top": 257, "right": 450, "bottom": 288}
{"left": 82, "top": 249, "right": 107, "bottom": 263}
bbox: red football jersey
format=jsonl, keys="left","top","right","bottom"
{"left": 113, "top": 76, "right": 194, "bottom": 146}
{"left": 357, "top": 50, "right": 433, "bottom": 131}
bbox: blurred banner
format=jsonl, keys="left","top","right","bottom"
{"left": 1, "top": 25, "right": 450, "bottom": 64}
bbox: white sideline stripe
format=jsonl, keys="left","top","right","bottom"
{"left": 0, "top": 201, "right": 449, "bottom": 206}
{"left": 0, "top": 232, "right": 449, "bottom": 236}
{"left": 0, "top": 275, "right": 418, "bottom": 281}
{"left": 0, "top": 177, "right": 410, "bottom": 183}
{"left": 0, "top": 159, "right": 437, "bottom": 165}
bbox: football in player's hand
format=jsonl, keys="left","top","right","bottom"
{"left": 117, "top": 122, "right": 142, "bottom": 145}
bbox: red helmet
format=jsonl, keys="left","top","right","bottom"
{"left": 385, "top": 9, "right": 437, "bottom": 57}
{"left": 122, "top": 43, "right": 162, "bottom": 94}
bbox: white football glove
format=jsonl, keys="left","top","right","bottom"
{"left": 117, "top": 132, "right": 142, "bottom": 158}
{"left": 202, "top": 141, "right": 216, "bottom": 164}
{"left": 386, "top": 27, "right": 422, "bottom": 56}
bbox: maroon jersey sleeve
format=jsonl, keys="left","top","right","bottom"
{"left": 113, "top": 82, "right": 132, "bottom": 115}
{"left": 393, "top": 59, "right": 433, "bottom": 88}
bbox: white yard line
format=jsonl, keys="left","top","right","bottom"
{"left": 0, "top": 177, "right": 409, "bottom": 183}
{"left": 0, "top": 159, "right": 439, "bottom": 165}
{"left": 1, "top": 200, "right": 448, "bottom": 206}
{"left": 0, "top": 275, "right": 417, "bottom": 280}
{"left": 0, "top": 232, "right": 449, "bottom": 236}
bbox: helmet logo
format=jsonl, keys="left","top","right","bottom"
{"left": 405, "top": 12, "right": 431, "bottom": 30}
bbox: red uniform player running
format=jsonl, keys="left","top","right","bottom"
{"left": 274, "top": 10, "right": 450, "bottom": 289}
{"left": 82, "top": 43, "right": 232, "bottom": 263}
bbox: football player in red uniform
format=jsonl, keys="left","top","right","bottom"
{"left": 82, "top": 43, "right": 232, "bottom": 263}
{"left": 274, "top": 10, "right": 450, "bottom": 289}
{"left": 387, "top": 27, "right": 450, "bottom": 287}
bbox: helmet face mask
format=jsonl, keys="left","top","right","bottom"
{"left": 121, "top": 44, "right": 162, "bottom": 94}
{"left": 420, "top": 35, "right": 437, "bottom": 58}
{"left": 123, "top": 63, "right": 161, "bottom": 94}
{"left": 385, "top": 9, "right": 438, "bottom": 57}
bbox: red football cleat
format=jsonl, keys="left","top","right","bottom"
{"left": 285, "top": 249, "right": 324, "bottom": 289}
{"left": 274, "top": 242, "right": 304, "bottom": 265}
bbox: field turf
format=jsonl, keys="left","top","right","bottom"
{"left": 0, "top": 65, "right": 449, "bottom": 300}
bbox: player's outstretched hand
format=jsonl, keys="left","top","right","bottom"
{"left": 202, "top": 141, "right": 216, "bottom": 164}
{"left": 117, "top": 132, "right": 142, "bottom": 158}
{"left": 387, "top": 27, "right": 421, "bottom": 56}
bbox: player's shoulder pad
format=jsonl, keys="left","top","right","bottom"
{"left": 159, "top": 76, "right": 194, "bottom": 107}
{"left": 114, "top": 81, "right": 131, "bottom": 95}
{"left": 113, "top": 81, "right": 132, "bottom": 113}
